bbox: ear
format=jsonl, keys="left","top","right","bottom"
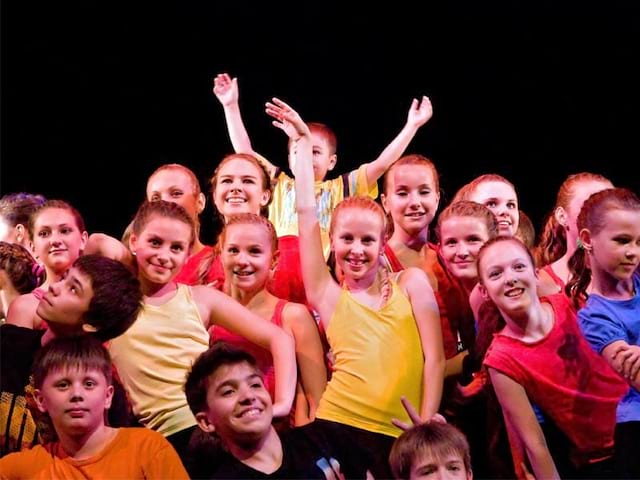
{"left": 34, "top": 388, "right": 47, "bottom": 413}
{"left": 195, "top": 412, "right": 216, "bottom": 433}
{"left": 477, "top": 283, "right": 489, "bottom": 301}
{"left": 15, "top": 223, "right": 26, "bottom": 244}
{"left": 82, "top": 323, "right": 98, "bottom": 333}
{"left": 327, "top": 154, "right": 338, "bottom": 172}
{"left": 128, "top": 233, "right": 138, "bottom": 255}
{"left": 579, "top": 228, "right": 593, "bottom": 252}
{"left": 259, "top": 188, "right": 272, "bottom": 208}
{"left": 196, "top": 192, "right": 206, "bottom": 215}
{"left": 380, "top": 193, "right": 389, "bottom": 213}
{"left": 79, "top": 230, "right": 89, "bottom": 251}
{"left": 271, "top": 250, "right": 280, "bottom": 272}
{"left": 104, "top": 384, "right": 114, "bottom": 410}
{"left": 554, "top": 206, "right": 568, "bottom": 228}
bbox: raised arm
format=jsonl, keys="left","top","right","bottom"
{"left": 365, "top": 96, "right": 433, "bottom": 187}
{"left": 193, "top": 286, "right": 296, "bottom": 418}
{"left": 489, "top": 368, "right": 559, "bottom": 480}
{"left": 212, "top": 73, "right": 277, "bottom": 177}
{"left": 84, "top": 233, "right": 135, "bottom": 270}
{"left": 265, "top": 97, "right": 340, "bottom": 325}
{"left": 282, "top": 302, "right": 327, "bottom": 425}
{"left": 400, "top": 267, "right": 445, "bottom": 421}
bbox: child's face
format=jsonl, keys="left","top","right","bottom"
{"left": 439, "top": 216, "right": 490, "bottom": 284}
{"left": 147, "top": 169, "right": 205, "bottom": 222}
{"left": 129, "top": 215, "right": 191, "bottom": 287}
{"left": 32, "top": 208, "right": 87, "bottom": 275}
{"left": 331, "top": 208, "right": 384, "bottom": 281}
{"left": 34, "top": 367, "right": 113, "bottom": 437}
{"left": 309, "top": 133, "right": 337, "bottom": 182}
{"left": 36, "top": 265, "right": 94, "bottom": 334}
{"left": 221, "top": 223, "right": 275, "bottom": 293}
{"left": 382, "top": 164, "right": 440, "bottom": 237}
{"left": 409, "top": 451, "right": 472, "bottom": 480}
{"left": 585, "top": 208, "right": 640, "bottom": 282}
{"left": 479, "top": 240, "right": 537, "bottom": 316}
{"left": 197, "top": 361, "right": 272, "bottom": 445}
{"left": 468, "top": 181, "right": 519, "bottom": 237}
{"left": 562, "top": 180, "right": 612, "bottom": 250}
{"left": 213, "top": 159, "right": 271, "bottom": 220}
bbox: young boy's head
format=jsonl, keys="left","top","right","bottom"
{"left": 32, "top": 336, "right": 114, "bottom": 437}
{"left": 35, "top": 254, "right": 143, "bottom": 342}
{"left": 288, "top": 122, "right": 337, "bottom": 181}
{"left": 185, "top": 343, "right": 272, "bottom": 446}
{"left": 389, "top": 422, "right": 472, "bottom": 480}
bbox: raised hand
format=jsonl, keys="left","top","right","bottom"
{"left": 391, "top": 395, "right": 446, "bottom": 431}
{"left": 265, "top": 97, "right": 310, "bottom": 140}
{"left": 406, "top": 95, "right": 433, "bottom": 129}
{"left": 212, "top": 73, "right": 239, "bottom": 107}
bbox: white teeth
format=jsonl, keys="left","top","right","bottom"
{"left": 240, "top": 409, "right": 260, "bottom": 417}
{"left": 505, "top": 288, "right": 524, "bottom": 297}
{"left": 227, "top": 198, "right": 245, "bottom": 204}
{"left": 234, "top": 271, "right": 253, "bottom": 276}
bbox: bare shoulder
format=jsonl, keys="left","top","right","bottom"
{"left": 6, "top": 293, "right": 39, "bottom": 327}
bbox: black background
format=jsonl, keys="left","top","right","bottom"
{"left": 2, "top": 2, "right": 639, "bottom": 244}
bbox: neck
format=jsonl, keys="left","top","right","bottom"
{"left": 58, "top": 424, "right": 117, "bottom": 460}
{"left": 501, "top": 298, "right": 551, "bottom": 341}
{"left": 590, "top": 267, "right": 636, "bottom": 300}
{"left": 389, "top": 227, "right": 429, "bottom": 252}
{"left": 191, "top": 239, "right": 205, "bottom": 256}
{"left": 343, "top": 263, "right": 380, "bottom": 293}
{"left": 226, "top": 427, "right": 282, "bottom": 474}
{"left": 142, "top": 279, "right": 177, "bottom": 299}
{"left": 229, "top": 284, "right": 269, "bottom": 308}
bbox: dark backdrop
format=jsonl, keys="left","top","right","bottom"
{"left": 2, "top": 2, "right": 639, "bottom": 244}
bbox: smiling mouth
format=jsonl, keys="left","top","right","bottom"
{"left": 238, "top": 408, "right": 262, "bottom": 418}
{"left": 505, "top": 288, "right": 525, "bottom": 297}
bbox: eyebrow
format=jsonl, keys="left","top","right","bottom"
{"left": 215, "top": 373, "right": 263, "bottom": 391}
{"left": 68, "top": 276, "right": 85, "bottom": 295}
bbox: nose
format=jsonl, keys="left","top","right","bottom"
{"left": 238, "top": 384, "right": 257, "bottom": 404}
{"left": 408, "top": 191, "right": 421, "bottom": 207}
{"left": 70, "top": 383, "right": 84, "bottom": 401}
{"left": 456, "top": 243, "right": 470, "bottom": 259}
{"left": 48, "top": 281, "right": 61, "bottom": 296}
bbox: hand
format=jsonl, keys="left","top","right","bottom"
{"left": 212, "top": 73, "right": 238, "bottom": 107}
{"left": 265, "top": 97, "right": 310, "bottom": 140}
{"left": 456, "top": 370, "right": 488, "bottom": 399}
{"left": 612, "top": 344, "right": 640, "bottom": 380}
{"left": 406, "top": 95, "right": 433, "bottom": 129}
{"left": 391, "top": 396, "right": 446, "bottom": 431}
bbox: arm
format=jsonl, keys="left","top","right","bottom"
{"left": 282, "top": 302, "right": 327, "bottom": 425}
{"left": 603, "top": 341, "right": 640, "bottom": 390}
{"left": 212, "top": 73, "right": 277, "bottom": 177}
{"left": 365, "top": 96, "right": 433, "bottom": 187}
{"left": 84, "top": 233, "right": 135, "bottom": 269}
{"left": 194, "top": 286, "right": 296, "bottom": 417}
{"left": 401, "top": 267, "right": 445, "bottom": 420}
{"left": 265, "top": 98, "right": 340, "bottom": 325}
{"left": 488, "top": 368, "right": 559, "bottom": 480}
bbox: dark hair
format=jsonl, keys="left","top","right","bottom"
{"left": 534, "top": 172, "right": 612, "bottom": 267}
{"left": 132, "top": 199, "right": 195, "bottom": 248}
{"left": 567, "top": 188, "right": 640, "bottom": 308}
{"left": 0, "top": 241, "right": 40, "bottom": 294}
{"left": 0, "top": 192, "right": 46, "bottom": 228}
{"left": 185, "top": 342, "right": 259, "bottom": 416}
{"left": 389, "top": 421, "right": 471, "bottom": 479}
{"left": 73, "top": 255, "right": 143, "bottom": 342}
{"left": 33, "top": 336, "right": 112, "bottom": 389}
{"left": 28, "top": 199, "right": 86, "bottom": 240}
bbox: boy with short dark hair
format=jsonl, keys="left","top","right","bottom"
{"left": 0, "top": 336, "right": 188, "bottom": 478}
{"left": 389, "top": 421, "right": 473, "bottom": 480}
{"left": 0, "top": 255, "right": 143, "bottom": 456}
{"left": 185, "top": 343, "right": 348, "bottom": 479}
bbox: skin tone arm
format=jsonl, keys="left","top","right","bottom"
{"left": 364, "top": 96, "right": 433, "bottom": 187}
{"left": 265, "top": 98, "right": 341, "bottom": 326}
{"left": 213, "top": 73, "right": 278, "bottom": 178}
{"left": 84, "top": 233, "right": 135, "bottom": 270}
{"left": 399, "top": 267, "right": 445, "bottom": 420}
{"left": 489, "top": 368, "right": 559, "bottom": 480}
{"left": 282, "top": 302, "right": 327, "bottom": 425}
{"left": 191, "top": 285, "right": 297, "bottom": 418}
{"left": 603, "top": 341, "right": 640, "bottom": 389}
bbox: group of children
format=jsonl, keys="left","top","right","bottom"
{"left": 0, "top": 72, "right": 638, "bottom": 479}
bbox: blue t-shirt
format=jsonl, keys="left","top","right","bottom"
{"left": 578, "top": 273, "right": 640, "bottom": 423}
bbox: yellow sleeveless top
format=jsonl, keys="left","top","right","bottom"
{"left": 316, "top": 281, "right": 424, "bottom": 437}
{"left": 108, "top": 284, "right": 209, "bottom": 436}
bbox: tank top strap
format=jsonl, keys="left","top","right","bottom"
{"left": 271, "top": 298, "right": 288, "bottom": 327}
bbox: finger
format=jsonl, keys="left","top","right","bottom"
{"left": 391, "top": 418, "right": 412, "bottom": 431}
{"left": 628, "top": 356, "right": 640, "bottom": 380}
{"left": 272, "top": 97, "right": 293, "bottom": 110}
{"left": 400, "top": 396, "right": 422, "bottom": 425}
{"left": 611, "top": 344, "right": 629, "bottom": 358}
{"left": 429, "top": 413, "right": 447, "bottom": 424}
{"left": 221, "top": 73, "right": 231, "bottom": 83}
{"left": 410, "top": 98, "right": 418, "bottom": 110}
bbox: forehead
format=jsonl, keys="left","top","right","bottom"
{"left": 147, "top": 169, "right": 195, "bottom": 192}
{"left": 218, "top": 158, "right": 263, "bottom": 178}
{"left": 209, "top": 361, "right": 260, "bottom": 388}
{"left": 334, "top": 208, "right": 383, "bottom": 232}
{"left": 310, "top": 132, "right": 331, "bottom": 150}
{"left": 598, "top": 208, "right": 640, "bottom": 233}
{"left": 481, "top": 241, "right": 530, "bottom": 266}
{"left": 223, "top": 223, "right": 272, "bottom": 245}
{"left": 470, "top": 181, "right": 516, "bottom": 202}
{"left": 388, "top": 164, "right": 436, "bottom": 188}
{"left": 141, "top": 215, "right": 192, "bottom": 239}
{"left": 34, "top": 208, "right": 76, "bottom": 226}
{"left": 45, "top": 366, "right": 106, "bottom": 382}
{"left": 441, "top": 216, "right": 489, "bottom": 237}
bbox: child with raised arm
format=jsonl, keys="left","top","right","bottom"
{"left": 267, "top": 97, "right": 444, "bottom": 479}
{"left": 214, "top": 212, "right": 326, "bottom": 425}
{"left": 89, "top": 200, "right": 296, "bottom": 461}
{"left": 478, "top": 236, "right": 627, "bottom": 479}
{"left": 567, "top": 187, "right": 640, "bottom": 478}
{"left": 1, "top": 254, "right": 143, "bottom": 457}
{"left": 213, "top": 72, "right": 433, "bottom": 257}
{"left": 0, "top": 336, "right": 188, "bottom": 479}
{"left": 534, "top": 172, "right": 613, "bottom": 297}
{"left": 6, "top": 200, "right": 88, "bottom": 330}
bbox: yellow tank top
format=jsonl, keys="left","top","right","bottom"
{"left": 316, "top": 281, "right": 424, "bottom": 437}
{"left": 108, "top": 284, "right": 209, "bottom": 436}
